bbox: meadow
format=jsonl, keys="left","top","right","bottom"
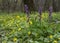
{"left": 0, "top": 12, "right": 60, "bottom": 43}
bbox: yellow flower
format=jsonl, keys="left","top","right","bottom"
{"left": 41, "top": 14, "right": 45, "bottom": 19}
{"left": 18, "top": 28, "right": 22, "bottom": 31}
{"left": 13, "top": 37, "right": 17, "bottom": 42}
{"left": 29, "top": 21, "right": 32, "bottom": 25}
{"left": 49, "top": 35, "right": 53, "bottom": 39}
{"left": 53, "top": 40, "right": 58, "bottom": 43}
{"left": 16, "top": 16, "right": 20, "bottom": 19}
{"left": 28, "top": 31, "right": 31, "bottom": 35}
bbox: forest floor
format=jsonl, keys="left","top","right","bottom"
{"left": 0, "top": 12, "right": 60, "bottom": 43}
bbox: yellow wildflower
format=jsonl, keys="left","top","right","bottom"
{"left": 53, "top": 40, "right": 58, "bottom": 43}
{"left": 18, "top": 28, "right": 22, "bottom": 31}
{"left": 16, "top": 16, "right": 20, "bottom": 19}
{"left": 49, "top": 35, "right": 53, "bottom": 39}
{"left": 29, "top": 21, "right": 32, "bottom": 25}
{"left": 13, "top": 37, "right": 17, "bottom": 42}
{"left": 28, "top": 31, "right": 31, "bottom": 35}
{"left": 41, "top": 14, "right": 45, "bottom": 19}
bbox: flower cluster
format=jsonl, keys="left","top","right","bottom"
{"left": 24, "top": 4, "right": 29, "bottom": 15}
{"left": 49, "top": 6, "right": 53, "bottom": 22}
{"left": 38, "top": 7, "right": 42, "bottom": 15}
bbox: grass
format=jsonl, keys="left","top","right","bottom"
{"left": 0, "top": 12, "right": 60, "bottom": 43}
